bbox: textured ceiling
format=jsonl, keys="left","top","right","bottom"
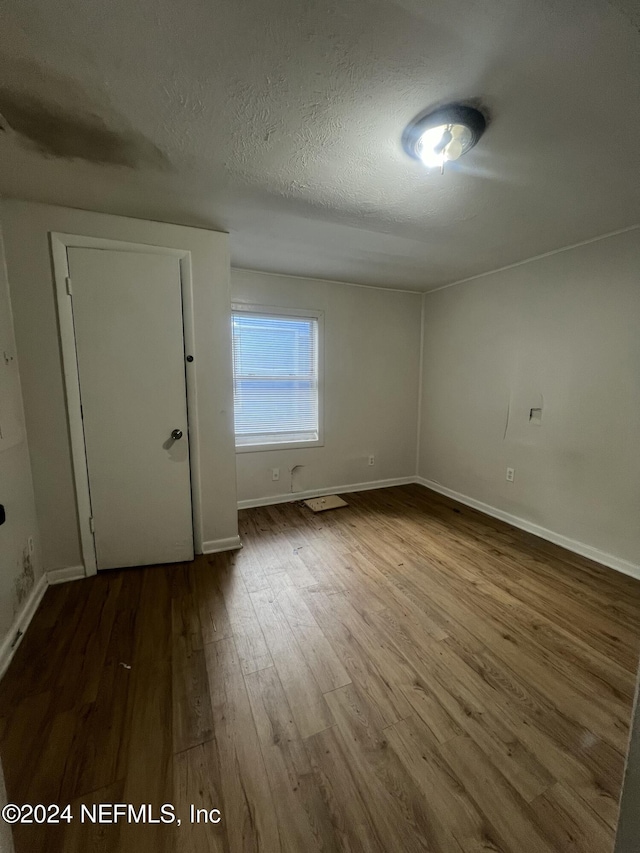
{"left": 0, "top": 0, "right": 638, "bottom": 290}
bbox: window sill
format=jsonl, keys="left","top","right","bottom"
{"left": 235, "top": 438, "right": 324, "bottom": 453}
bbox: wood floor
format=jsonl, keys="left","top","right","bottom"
{"left": 1, "top": 484, "right": 639, "bottom": 852}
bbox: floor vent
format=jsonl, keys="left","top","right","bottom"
{"left": 303, "top": 495, "right": 348, "bottom": 513}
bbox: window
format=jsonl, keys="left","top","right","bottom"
{"left": 231, "top": 305, "right": 322, "bottom": 451}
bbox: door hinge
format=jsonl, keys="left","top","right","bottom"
{"left": 65, "top": 276, "right": 73, "bottom": 295}
{"left": 89, "top": 517, "right": 95, "bottom": 534}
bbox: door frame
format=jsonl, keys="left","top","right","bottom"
{"left": 51, "top": 233, "right": 202, "bottom": 576}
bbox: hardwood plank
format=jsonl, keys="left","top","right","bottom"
{"left": 174, "top": 740, "right": 229, "bottom": 852}
{"left": 172, "top": 566, "right": 214, "bottom": 754}
{"left": 259, "top": 523, "right": 321, "bottom": 588}
{"left": 120, "top": 568, "right": 174, "bottom": 853}
{"left": 296, "top": 541, "right": 349, "bottom": 595}
{"left": 302, "top": 588, "right": 412, "bottom": 727}
{"left": 204, "top": 637, "right": 281, "bottom": 853}
{"left": 62, "top": 569, "right": 143, "bottom": 799}
{"left": 396, "top": 670, "right": 463, "bottom": 747}
{"left": 194, "top": 557, "right": 233, "bottom": 644}
{"left": 0, "top": 584, "right": 75, "bottom": 715}
{"left": 323, "top": 682, "right": 445, "bottom": 852}
{"left": 0, "top": 690, "right": 54, "bottom": 805}
{"left": 304, "top": 725, "right": 387, "bottom": 853}
{"left": 244, "top": 665, "right": 338, "bottom": 851}
{"left": 275, "top": 585, "right": 351, "bottom": 693}
{"left": 245, "top": 516, "right": 294, "bottom": 577}
{"left": 346, "top": 550, "right": 449, "bottom": 641}
{"left": 250, "top": 587, "right": 334, "bottom": 738}
{"left": 24, "top": 708, "right": 78, "bottom": 805}
{"left": 46, "top": 779, "right": 124, "bottom": 853}
{"left": 57, "top": 572, "right": 124, "bottom": 709}
{"left": 267, "top": 570, "right": 296, "bottom": 596}
{"left": 530, "top": 782, "right": 612, "bottom": 853}
{"left": 282, "top": 556, "right": 319, "bottom": 590}
{"left": 171, "top": 563, "right": 205, "bottom": 653}
{"left": 437, "top": 735, "right": 557, "bottom": 853}
{"left": 359, "top": 514, "right": 630, "bottom": 751}
{"left": 385, "top": 715, "right": 493, "bottom": 853}
{"left": 372, "top": 615, "right": 556, "bottom": 802}
{"left": 217, "top": 560, "right": 273, "bottom": 675}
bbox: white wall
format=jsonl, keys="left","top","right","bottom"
{"left": 418, "top": 227, "right": 640, "bottom": 570}
{"left": 0, "top": 201, "right": 238, "bottom": 571}
{"left": 232, "top": 270, "right": 422, "bottom": 505}
{"left": 0, "top": 226, "right": 43, "bottom": 642}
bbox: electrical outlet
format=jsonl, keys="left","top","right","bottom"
{"left": 28, "top": 536, "right": 34, "bottom": 555}
{"left": 506, "top": 467, "right": 515, "bottom": 482}
{"left": 271, "top": 468, "right": 280, "bottom": 482}
{"left": 368, "top": 455, "right": 375, "bottom": 466}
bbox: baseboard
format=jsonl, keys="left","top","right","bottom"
{"left": 46, "top": 565, "right": 86, "bottom": 585}
{"left": 0, "top": 574, "right": 48, "bottom": 681}
{"left": 415, "top": 477, "right": 640, "bottom": 580}
{"left": 237, "top": 476, "right": 416, "bottom": 510}
{"left": 202, "top": 535, "right": 243, "bottom": 554}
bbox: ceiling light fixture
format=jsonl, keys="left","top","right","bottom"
{"left": 403, "top": 103, "right": 486, "bottom": 173}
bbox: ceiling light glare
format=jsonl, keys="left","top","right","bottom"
{"left": 416, "top": 125, "right": 448, "bottom": 168}
{"left": 403, "top": 103, "right": 486, "bottom": 172}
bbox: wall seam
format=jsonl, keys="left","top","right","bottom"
{"left": 424, "top": 223, "right": 640, "bottom": 294}
{"left": 232, "top": 266, "right": 423, "bottom": 295}
{"left": 414, "top": 291, "right": 425, "bottom": 477}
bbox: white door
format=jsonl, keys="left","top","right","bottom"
{"left": 67, "top": 248, "right": 194, "bottom": 570}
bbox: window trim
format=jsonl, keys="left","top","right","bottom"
{"left": 231, "top": 302, "right": 325, "bottom": 453}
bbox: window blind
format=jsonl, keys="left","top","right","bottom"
{"left": 232, "top": 311, "right": 319, "bottom": 447}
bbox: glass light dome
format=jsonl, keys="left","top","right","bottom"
{"left": 403, "top": 104, "right": 486, "bottom": 172}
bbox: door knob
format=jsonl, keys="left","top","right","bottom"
{"left": 171, "top": 429, "right": 183, "bottom": 440}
